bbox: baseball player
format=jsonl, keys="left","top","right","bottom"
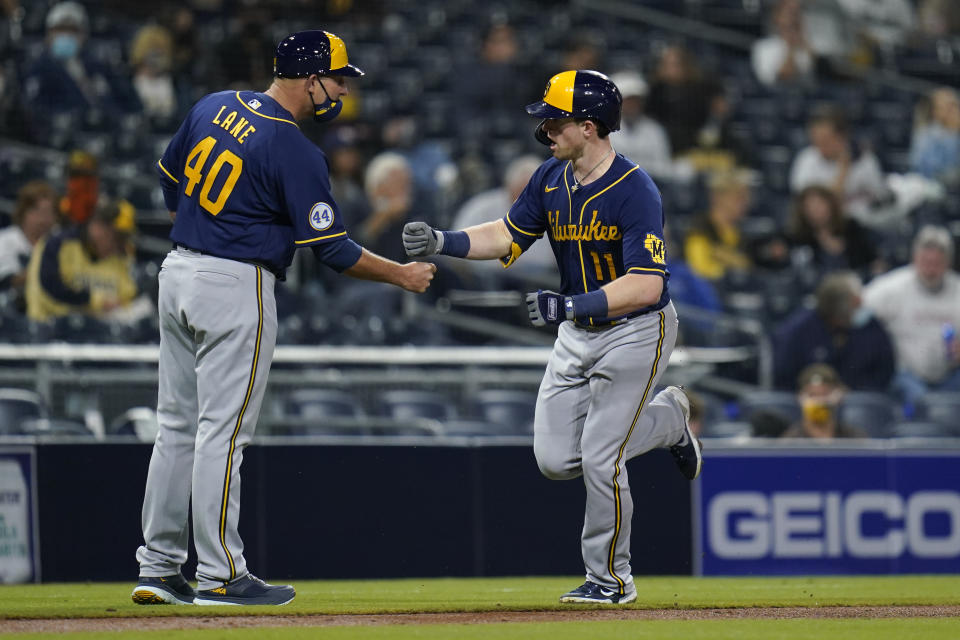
{"left": 403, "top": 70, "right": 702, "bottom": 604}
{"left": 132, "top": 30, "right": 436, "bottom": 606}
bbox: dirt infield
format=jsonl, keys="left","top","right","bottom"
{"left": 2, "top": 606, "right": 959, "bottom": 633}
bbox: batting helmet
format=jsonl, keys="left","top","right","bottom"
{"left": 273, "top": 30, "right": 364, "bottom": 79}
{"left": 525, "top": 70, "right": 622, "bottom": 145}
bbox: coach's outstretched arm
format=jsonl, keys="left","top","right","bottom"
{"left": 343, "top": 248, "right": 436, "bottom": 293}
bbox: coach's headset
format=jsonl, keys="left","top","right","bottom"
{"left": 525, "top": 70, "right": 623, "bottom": 145}
{"left": 273, "top": 30, "right": 364, "bottom": 123}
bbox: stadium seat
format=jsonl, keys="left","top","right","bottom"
{"left": 0, "top": 388, "right": 46, "bottom": 435}
{"left": 702, "top": 420, "right": 752, "bottom": 439}
{"left": 442, "top": 419, "right": 512, "bottom": 437}
{"left": 890, "top": 421, "right": 959, "bottom": 438}
{"left": 914, "top": 393, "right": 960, "bottom": 431}
{"left": 285, "top": 389, "right": 365, "bottom": 419}
{"left": 838, "top": 392, "right": 899, "bottom": 438}
{"left": 277, "top": 389, "right": 369, "bottom": 436}
{"left": 380, "top": 389, "right": 457, "bottom": 421}
{"left": 473, "top": 389, "right": 537, "bottom": 433}
{"left": 737, "top": 390, "right": 801, "bottom": 425}
{"left": 20, "top": 418, "right": 94, "bottom": 437}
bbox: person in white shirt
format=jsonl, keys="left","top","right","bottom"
{"left": 863, "top": 225, "right": 960, "bottom": 405}
{"left": 0, "top": 181, "right": 58, "bottom": 297}
{"left": 789, "top": 106, "right": 889, "bottom": 226}
{"left": 607, "top": 71, "right": 672, "bottom": 179}
{"left": 752, "top": 0, "right": 817, "bottom": 87}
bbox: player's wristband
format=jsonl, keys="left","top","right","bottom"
{"left": 565, "top": 289, "right": 608, "bottom": 321}
{"left": 438, "top": 230, "right": 470, "bottom": 258}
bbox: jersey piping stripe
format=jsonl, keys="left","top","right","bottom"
{"left": 575, "top": 164, "right": 640, "bottom": 326}
{"left": 294, "top": 231, "right": 348, "bottom": 245}
{"left": 504, "top": 214, "right": 541, "bottom": 237}
{"left": 626, "top": 266, "right": 666, "bottom": 275}
{"left": 157, "top": 159, "right": 179, "bottom": 183}
{"left": 234, "top": 92, "right": 298, "bottom": 127}
{"left": 606, "top": 309, "right": 665, "bottom": 594}
{"left": 217, "top": 266, "right": 264, "bottom": 580}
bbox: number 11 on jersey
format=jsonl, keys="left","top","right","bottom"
{"left": 589, "top": 251, "right": 617, "bottom": 281}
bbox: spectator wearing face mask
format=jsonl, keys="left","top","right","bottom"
{"left": 21, "top": 2, "right": 138, "bottom": 143}
{"left": 773, "top": 271, "right": 895, "bottom": 392}
{"left": 863, "top": 225, "right": 960, "bottom": 404}
{"left": 780, "top": 363, "right": 867, "bottom": 439}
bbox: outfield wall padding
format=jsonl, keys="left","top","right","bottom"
{"left": 33, "top": 443, "right": 692, "bottom": 582}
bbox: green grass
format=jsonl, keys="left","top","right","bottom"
{"left": 2, "top": 619, "right": 960, "bottom": 640}
{"left": 0, "top": 576, "right": 958, "bottom": 639}
{"left": 0, "top": 575, "right": 958, "bottom": 618}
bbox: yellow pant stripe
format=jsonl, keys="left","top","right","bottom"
{"left": 606, "top": 310, "right": 665, "bottom": 593}
{"left": 218, "top": 266, "right": 263, "bottom": 580}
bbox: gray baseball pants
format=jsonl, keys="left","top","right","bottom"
{"left": 136, "top": 247, "right": 277, "bottom": 590}
{"left": 533, "top": 302, "right": 683, "bottom": 596}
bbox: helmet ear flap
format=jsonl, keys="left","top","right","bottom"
{"left": 534, "top": 119, "right": 552, "bottom": 146}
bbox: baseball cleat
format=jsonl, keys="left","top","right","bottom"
{"left": 559, "top": 581, "right": 637, "bottom": 604}
{"left": 131, "top": 574, "right": 195, "bottom": 605}
{"left": 193, "top": 574, "right": 295, "bottom": 606}
{"left": 664, "top": 386, "right": 703, "bottom": 480}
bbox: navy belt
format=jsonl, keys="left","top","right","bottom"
{"left": 573, "top": 309, "right": 647, "bottom": 331}
{"left": 174, "top": 244, "right": 280, "bottom": 278}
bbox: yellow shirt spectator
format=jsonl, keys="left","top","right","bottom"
{"left": 26, "top": 200, "right": 137, "bottom": 322}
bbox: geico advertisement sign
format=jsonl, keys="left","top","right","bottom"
{"left": 708, "top": 491, "right": 960, "bottom": 559}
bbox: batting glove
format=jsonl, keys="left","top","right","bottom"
{"left": 526, "top": 290, "right": 574, "bottom": 327}
{"left": 402, "top": 221, "right": 442, "bottom": 257}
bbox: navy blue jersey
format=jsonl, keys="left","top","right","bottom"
{"left": 157, "top": 90, "right": 356, "bottom": 277}
{"left": 503, "top": 154, "right": 670, "bottom": 324}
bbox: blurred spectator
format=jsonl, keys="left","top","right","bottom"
{"left": 800, "top": 0, "right": 854, "bottom": 64}
{"left": 837, "top": 0, "right": 916, "bottom": 50}
{"left": 356, "top": 152, "right": 421, "bottom": 264}
{"left": 324, "top": 125, "right": 369, "bottom": 225}
{"left": 646, "top": 44, "right": 724, "bottom": 156}
{"left": 559, "top": 38, "right": 603, "bottom": 73}
{"left": 789, "top": 106, "right": 889, "bottom": 227}
{"left": 683, "top": 170, "right": 754, "bottom": 281}
{"left": 863, "top": 225, "right": 960, "bottom": 405}
{"left": 0, "top": 0, "right": 26, "bottom": 139}
{"left": 451, "top": 155, "right": 556, "bottom": 289}
{"left": 916, "top": 0, "right": 960, "bottom": 39}
{"left": 780, "top": 363, "right": 868, "bottom": 439}
{"left": 773, "top": 271, "right": 895, "bottom": 391}
{"left": 0, "top": 181, "right": 58, "bottom": 298}
{"left": 452, "top": 21, "right": 537, "bottom": 140}
{"left": 380, "top": 113, "right": 456, "bottom": 216}
{"left": 21, "top": 1, "right": 138, "bottom": 143}
{"left": 25, "top": 199, "right": 138, "bottom": 323}
{"left": 59, "top": 150, "right": 100, "bottom": 226}
{"left": 129, "top": 24, "right": 183, "bottom": 129}
{"left": 663, "top": 223, "right": 722, "bottom": 316}
{"left": 215, "top": 6, "right": 273, "bottom": 89}
{"left": 786, "top": 185, "right": 882, "bottom": 275}
{"left": 167, "top": 6, "right": 203, "bottom": 91}
{"left": 608, "top": 71, "right": 672, "bottom": 179}
{"left": 909, "top": 87, "right": 960, "bottom": 188}
{"left": 752, "top": 0, "right": 817, "bottom": 88}
{"left": 685, "top": 389, "right": 705, "bottom": 438}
